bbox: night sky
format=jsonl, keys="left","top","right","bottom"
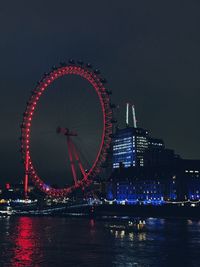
{"left": 0, "top": 1, "right": 200, "bottom": 185}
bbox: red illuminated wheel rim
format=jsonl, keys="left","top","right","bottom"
{"left": 20, "top": 62, "right": 113, "bottom": 198}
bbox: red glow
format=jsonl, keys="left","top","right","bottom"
{"left": 21, "top": 64, "right": 112, "bottom": 198}
{"left": 10, "top": 217, "right": 42, "bottom": 267}
{"left": 6, "top": 183, "right": 10, "bottom": 190}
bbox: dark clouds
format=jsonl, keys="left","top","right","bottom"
{"left": 0, "top": 0, "right": 200, "bottom": 183}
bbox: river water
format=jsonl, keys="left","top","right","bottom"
{"left": 0, "top": 216, "right": 199, "bottom": 267}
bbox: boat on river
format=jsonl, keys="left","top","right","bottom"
{"left": 105, "top": 219, "right": 146, "bottom": 232}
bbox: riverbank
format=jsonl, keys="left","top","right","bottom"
{"left": 1, "top": 203, "right": 200, "bottom": 219}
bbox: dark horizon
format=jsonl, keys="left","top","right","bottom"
{"left": 0, "top": 0, "right": 200, "bottom": 184}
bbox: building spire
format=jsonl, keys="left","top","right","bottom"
{"left": 126, "top": 102, "right": 137, "bottom": 128}
{"left": 126, "top": 103, "right": 129, "bottom": 126}
{"left": 132, "top": 104, "right": 137, "bottom": 128}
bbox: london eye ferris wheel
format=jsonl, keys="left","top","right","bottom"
{"left": 20, "top": 60, "right": 115, "bottom": 198}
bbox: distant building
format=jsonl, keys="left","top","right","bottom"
{"left": 107, "top": 179, "right": 164, "bottom": 205}
{"left": 107, "top": 165, "right": 173, "bottom": 204}
{"left": 107, "top": 104, "right": 200, "bottom": 204}
{"left": 145, "top": 137, "right": 176, "bottom": 167}
{"left": 112, "top": 127, "right": 149, "bottom": 168}
{"left": 175, "top": 159, "right": 200, "bottom": 201}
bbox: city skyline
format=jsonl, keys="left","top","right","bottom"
{"left": 1, "top": 2, "right": 200, "bottom": 267}
{"left": 0, "top": 1, "right": 200, "bottom": 184}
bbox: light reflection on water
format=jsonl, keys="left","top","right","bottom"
{"left": 11, "top": 217, "right": 43, "bottom": 267}
{"left": 12, "top": 217, "right": 34, "bottom": 265}
{"left": 0, "top": 216, "right": 200, "bottom": 267}
{"left": 112, "top": 230, "right": 147, "bottom": 242}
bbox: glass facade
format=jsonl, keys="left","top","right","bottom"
{"left": 136, "top": 135, "right": 148, "bottom": 166}
{"left": 113, "top": 128, "right": 136, "bottom": 168}
{"left": 112, "top": 127, "right": 149, "bottom": 168}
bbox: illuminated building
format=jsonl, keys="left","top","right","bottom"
{"left": 107, "top": 158, "right": 200, "bottom": 203}
{"left": 114, "top": 180, "right": 164, "bottom": 205}
{"left": 107, "top": 166, "right": 168, "bottom": 204}
{"left": 108, "top": 104, "right": 200, "bottom": 204}
{"left": 112, "top": 127, "right": 136, "bottom": 168}
{"left": 112, "top": 104, "right": 149, "bottom": 168}
{"left": 112, "top": 127, "right": 149, "bottom": 168}
{"left": 176, "top": 160, "right": 200, "bottom": 200}
{"left": 135, "top": 128, "right": 149, "bottom": 166}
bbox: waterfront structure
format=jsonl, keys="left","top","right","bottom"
{"left": 107, "top": 165, "right": 173, "bottom": 204}
{"left": 175, "top": 159, "right": 200, "bottom": 201}
{"left": 107, "top": 159, "right": 200, "bottom": 204}
{"left": 107, "top": 179, "right": 164, "bottom": 205}
{"left": 108, "top": 105, "right": 200, "bottom": 204}
{"left": 20, "top": 61, "right": 113, "bottom": 198}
